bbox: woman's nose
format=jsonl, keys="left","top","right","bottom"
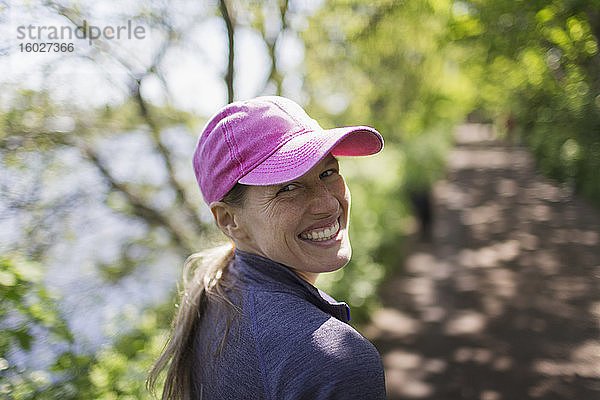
{"left": 307, "top": 183, "right": 339, "bottom": 216}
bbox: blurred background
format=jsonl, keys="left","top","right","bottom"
{"left": 1, "top": 0, "right": 599, "bottom": 399}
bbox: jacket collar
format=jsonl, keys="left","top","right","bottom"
{"left": 233, "top": 249, "right": 351, "bottom": 323}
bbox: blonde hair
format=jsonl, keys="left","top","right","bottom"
{"left": 147, "top": 243, "right": 238, "bottom": 399}
{"left": 148, "top": 183, "right": 248, "bottom": 399}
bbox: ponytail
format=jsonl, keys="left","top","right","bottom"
{"left": 148, "top": 183, "right": 248, "bottom": 399}
{"left": 147, "top": 243, "right": 237, "bottom": 399}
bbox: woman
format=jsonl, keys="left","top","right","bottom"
{"left": 148, "top": 96, "right": 386, "bottom": 399}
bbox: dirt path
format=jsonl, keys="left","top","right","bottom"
{"left": 366, "top": 124, "right": 600, "bottom": 400}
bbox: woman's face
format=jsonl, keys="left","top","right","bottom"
{"left": 233, "top": 154, "right": 351, "bottom": 284}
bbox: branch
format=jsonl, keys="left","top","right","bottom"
{"left": 220, "top": 0, "right": 235, "bottom": 103}
{"left": 131, "top": 76, "right": 207, "bottom": 238}
{"left": 258, "top": 0, "right": 289, "bottom": 96}
{"left": 78, "top": 141, "right": 194, "bottom": 254}
{"left": 49, "top": 2, "right": 208, "bottom": 240}
{"left": 351, "top": 1, "right": 399, "bottom": 41}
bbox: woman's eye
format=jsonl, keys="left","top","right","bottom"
{"left": 277, "top": 184, "right": 296, "bottom": 195}
{"left": 320, "top": 169, "right": 337, "bottom": 179}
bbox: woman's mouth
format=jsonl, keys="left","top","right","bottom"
{"left": 299, "top": 219, "right": 340, "bottom": 242}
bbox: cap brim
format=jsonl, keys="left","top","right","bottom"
{"left": 238, "top": 126, "right": 383, "bottom": 186}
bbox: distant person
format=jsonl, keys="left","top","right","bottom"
{"left": 148, "top": 96, "right": 386, "bottom": 399}
{"left": 409, "top": 188, "right": 433, "bottom": 242}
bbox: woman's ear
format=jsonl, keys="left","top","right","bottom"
{"left": 210, "top": 202, "right": 247, "bottom": 240}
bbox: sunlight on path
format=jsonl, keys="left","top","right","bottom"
{"left": 368, "top": 124, "right": 600, "bottom": 400}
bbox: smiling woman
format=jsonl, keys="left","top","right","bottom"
{"left": 227, "top": 155, "right": 351, "bottom": 285}
{"left": 147, "top": 96, "right": 385, "bottom": 400}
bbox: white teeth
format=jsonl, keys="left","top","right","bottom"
{"left": 300, "top": 220, "right": 340, "bottom": 242}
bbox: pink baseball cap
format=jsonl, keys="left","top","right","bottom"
{"left": 193, "top": 96, "right": 383, "bottom": 204}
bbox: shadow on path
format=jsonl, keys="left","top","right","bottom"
{"left": 366, "top": 124, "right": 600, "bottom": 400}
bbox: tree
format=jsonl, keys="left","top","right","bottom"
{"left": 1, "top": 0, "right": 309, "bottom": 397}
{"left": 449, "top": 0, "right": 600, "bottom": 202}
{"left": 301, "top": 0, "right": 472, "bottom": 316}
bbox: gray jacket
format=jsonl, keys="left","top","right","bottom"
{"left": 193, "top": 249, "right": 386, "bottom": 399}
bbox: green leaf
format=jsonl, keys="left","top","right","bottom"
{"left": 0, "top": 270, "right": 17, "bottom": 287}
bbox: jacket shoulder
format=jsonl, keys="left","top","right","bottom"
{"left": 247, "top": 290, "right": 386, "bottom": 400}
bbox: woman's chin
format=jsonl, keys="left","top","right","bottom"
{"left": 323, "top": 240, "right": 352, "bottom": 272}
{"left": 336, "top": 243, "right": 352, "bottom": 269}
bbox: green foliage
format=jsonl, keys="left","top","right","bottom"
{"left": 0, "top": 90, "right": 65, "bottom": 157}
{"left": 309, "top": 0, "right": 600, "bottom": 323}
{"left": 449, "top": 0, "right": 600, "bottom": 203}
{"left": 0, "top": 254, "right": 82, "bottom": 399}
{"left": 0, "top": 253, "right": 173, "bottom": 399}
{"left": 3, "top": 0, "right": 599, "bottom": 397}
{"left": 80, "top": 303, "right": 171, "bottom": 400}
{"left": 306, "top": 0, "right": 468, "bottom": 323}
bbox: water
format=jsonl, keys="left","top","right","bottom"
{"left": 1, "top": 125, "right": 211, "bottom": 371}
